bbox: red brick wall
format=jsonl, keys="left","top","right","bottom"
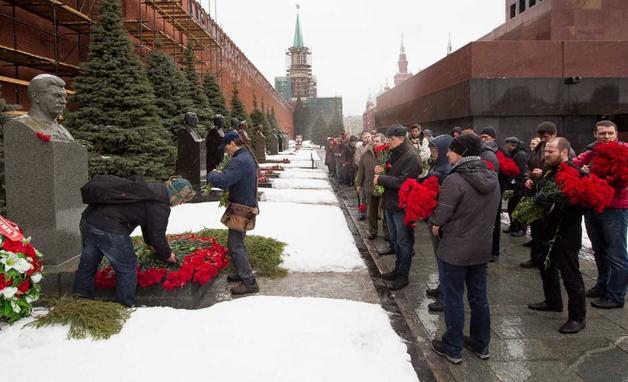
{"left": 0, "top": 0, "right": 294, "bottom": 136}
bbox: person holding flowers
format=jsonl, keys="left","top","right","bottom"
{"left": 526, "top": 137, "right": 587, "bottom": 334}
{"left": 373, "top": 124, "right": 420, "bottom": 290}
{"left": 573, "top": 120, "right": 627, "bottom": 310}
{"left": 428, "top": 133, "right": 500, "bottom": 364}
{"left": 356, "top": 133, "right": 388, "bottom": 240}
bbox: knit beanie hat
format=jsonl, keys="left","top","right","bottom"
{"left": 449, "top": 134, "right": 482, "bottom": 157}
{"left": 165, "top": 176, "right": 196, "bottom": 204}
{"left": 387, "top": 123, "right": 407, "bottom": 138}
{"left": 479, "top": 127, "right": 496, "bottom": 139}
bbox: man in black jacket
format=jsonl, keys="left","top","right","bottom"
{"left": 73, "top": 177, "right": 196, "bottom": 307}
{"left": 503, "top": 137, "right": 530, "bottom": 237}
{"left": 527, "top": 137, "right": 586, "bottom": 334}
{"left": 374, "top": 124, "right": 420, "bottom": 290}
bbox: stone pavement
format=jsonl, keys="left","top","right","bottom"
{"left": 336, "top": 183, "right": 628, "bottom": 382}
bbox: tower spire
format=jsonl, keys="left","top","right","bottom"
{"left": 293, "top": 5, "right": 304, "bottom": 48}
{"left": 447, "top": 32, "right": 453, "bottom": 55}
{"left": 400, "top": 33, "right": 405, "bottom": 54}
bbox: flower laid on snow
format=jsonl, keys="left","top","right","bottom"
{"left": 0, "top": 216, "right": 44, "bottom": 323}
{"left": 496, "top": 150, "right": 520, "bottom": 177}
{"left": 398, "top": 176, "right": 440, "bottom": 228}
{"left": 95, "top": 233, "right": 229, "bottom": 292}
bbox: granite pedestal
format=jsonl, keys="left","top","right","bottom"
{"left": 4, "top": 122, "right": 87, "bottom": 265}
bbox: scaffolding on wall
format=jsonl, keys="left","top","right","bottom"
{"left": 123, "top": 0, "right": 222, "bottom": 81}
{"left": 0, "top": 0, "right": 93, "bottom": 102}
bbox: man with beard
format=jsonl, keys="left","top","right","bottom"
{"left": 527, "top": 137, "right": 586, "bottom": 334}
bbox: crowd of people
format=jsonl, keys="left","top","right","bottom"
{"left": 328, "top": 120, "right": 627, "bottom": 365}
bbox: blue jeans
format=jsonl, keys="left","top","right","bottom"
{"left": 228, "top": 229, "right": 256, "bottom": 285}
{"left": 440, "top": 261, "right": 490, "bottom": 357}
{"left": 384, "top": 209, "right": 415, "bottom": 278}
{"left": 73, "top": 219, "right": 137, "bottom": 307}
{"left": 585, "top": 208, "right": 628, "bottom": 303}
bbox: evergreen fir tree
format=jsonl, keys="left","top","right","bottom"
{"left": 293, "top": 97, "right": 306, "bottom": 137}
{"left": 182, "top": 43, "right": 212, "bottom": 136}
{"left": 327, "top": 110, "right": 345, "bottom": 137}
{"left": 145, "top": 49, "right": 192, "bottom": 142}
{"left": 269, "top": 108, "right": 280, "bottom": 132}
{"left": 202, "top": 73, "right": 228, "bottom": 118}
{"left": 64, "top": 0, "right": 173, "bottom": 180}
{"left": 311, "top": 114, "right": 328, "bottom": 145}
{"left": 230, "top": 85, "right": 248, "bottom": 125}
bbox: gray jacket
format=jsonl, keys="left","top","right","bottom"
{"left": 429, "top": 157, "right": 500, "bottom": 266}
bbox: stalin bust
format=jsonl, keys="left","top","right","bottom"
{"left": 9, "top": 74, "right": 74, "bottom": 141}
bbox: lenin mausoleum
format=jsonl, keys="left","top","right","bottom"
{"left": 374, "top": 0, "right": 628, "bottom": 150}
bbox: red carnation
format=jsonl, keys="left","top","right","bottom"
{"left": 3, "top": 238, "right": 37, "bottom": 258}
{"left": 398, "top": 176, "right": 440, "bottom": 227}
{"left": 556, "top": 163, "right": 614, "bottom": 213}
{"left": 484, "top": 160, "right": 495, "bottom": 172}
{"left": 0, "top": 274, "right": 7, "bottom": 290}
{"left": 95, "top": 267, "right": 117, "bottom": 289}
{"left": 496, "top": 151, "right": 520, "bottom": 177}
{"left": 590, "top": 141, "right": 628, "bottom": 189}
{"left": 36, "top": 131, "right": 52, "bottom": 142}
{"left": 357, "top": 204, "right": 367, "bottom": 214}
{"left": 17, "top": 279, "right": 30, "bottom": 294}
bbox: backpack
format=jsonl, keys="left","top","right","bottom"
{"left": 81, "top": 175, "right": 159, "bottom": 205}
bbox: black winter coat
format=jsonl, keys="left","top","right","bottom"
{"left": 83, "top": 183, "right": 172, "bottom": 260}
{"left": 377, "top": 141, "right": 420, "bottom": 212}
{"left": 429, "top": 158, "right": 501, "bottom": 266}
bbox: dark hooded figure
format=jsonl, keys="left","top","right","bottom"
{"left": 421, "top": 134, "right": 453, "bottom": 312}
{"left": 429, "top": 133, "right": 500, "bottom": 364}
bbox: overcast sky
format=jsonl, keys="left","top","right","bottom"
{"left": 211, "top": 0, "right": 505, "bottom": 116}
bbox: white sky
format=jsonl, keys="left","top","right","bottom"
{"left": 211, "top": 0, "right": 505, "bottom": 116}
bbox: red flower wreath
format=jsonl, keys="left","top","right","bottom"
{"left": 398, "top": 176, "right": 440, "bottom": 228}
{"left": 496, "top": 151, "right": 520, "bottom": 177}
{"left": 590, "top": 141, "right": 628, "bottom": 189}
{"left": 555, "top": 163, "right": 614, "bottom": 213}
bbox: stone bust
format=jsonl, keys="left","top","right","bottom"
{"left": 11, "top": 74, "right": 74, "bottom": 141}
{"left": 183, "top": 111, "right": 201, "bottom": 140}
{"left": 213, "top": 114, "right": 225, "bottom": 130}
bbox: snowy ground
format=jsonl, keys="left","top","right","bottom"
{"left": 133, "top": 152, "right": 364, "bottom": 273}
{"left": 0, "top": 297, "right": 419, "bottom": 382}
{"left": 278, "top": 171, "right": 328, "bottom": 179}
{"left": 260, "top": 188, "right": 338, "bottom": 205}
{"left": 270, "top": 178, "right": 332, "bottom": 190}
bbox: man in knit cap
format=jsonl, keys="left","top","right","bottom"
{"left": 429, "top": 133, "right": 500, "bottom": 364}
{"left": 74, "top": 176, "right": 196, "bottom": 307}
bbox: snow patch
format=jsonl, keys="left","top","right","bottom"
{"left": 0, "top": 297, "right": 419, "bottom": 382}
{"left": 134, "top": 202, "right": 364, "bottom": 273}
{"left": 260, "top": 188, "right": 338, "bottom": 205}
{"left": 271, "top": 178, "right": 332, "bottom": 190}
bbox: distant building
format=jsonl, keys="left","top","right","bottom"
{"left": 276, "top": 7, "right": 343, "bottom": 141}
{"left": 393, "top": 37, "right": 412, "bottom": 87}
{"left": 375, "top": 0, "right": 628, "bottom": 150}
{"left": 275, "top": 10, "right": 317, "bottom": 100}
{"left": 363, "top": 94, "right": 376, "bottom": 131}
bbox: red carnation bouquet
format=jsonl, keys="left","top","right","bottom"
{"left": 373, "top": 144, "right": 391, "bottom": 196}
{"left": 496, "top": 150, "right": 520, "bottom": 177}
{"left": 95, "top": 233, "right": 229, "bottom": 292}
{"left": 398, "top": 176, "right": 440, "bottom": 228}
{"left": 0, "top": 216, "right": 44, "bottom": 323}
{"left": 590, "top": 141, "right": 628, "bottom": 190}
{"left": 555, "top": 163, "right": 614, "bottom": 213}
